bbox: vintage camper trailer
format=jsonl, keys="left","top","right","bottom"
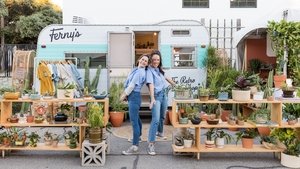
{"left": 35, "top": 20, "right": 209, "bottom": 105}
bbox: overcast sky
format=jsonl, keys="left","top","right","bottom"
{"left": 51, "top": 0, "right": 63, "bottom": 9}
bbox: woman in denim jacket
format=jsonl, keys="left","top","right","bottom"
{"left": 121, "top": 54, "right": 149, "bottom": 155}
{"left": 146, "top": 50, "right": 175, "bottom": 155}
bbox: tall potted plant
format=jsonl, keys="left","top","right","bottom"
{"left": 87, "top": 103, "right": 105, "bottom": 143}
{"left": 109, "top": 81, "right": 127, "bottom": 127}
{"left": 267, "top": 20, "right": 300, "bottom": 87}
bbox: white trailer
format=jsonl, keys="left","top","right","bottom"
{"left": 36, "top": 20, "right": 209, "bottom": 106}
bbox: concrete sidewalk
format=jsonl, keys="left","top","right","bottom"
{"left": 0, "top": 129, "right": 287, "bottom": 169}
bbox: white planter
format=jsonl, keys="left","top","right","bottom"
{"left": 216, "top": 137, "right": 225, "bottom": 148}
{"left": 253, "top": 91, "right": 264, "bottom": 100}
{"left": 183, "top": 139, "right": 193, "bottom": 148}
{"left": 57, "top": 89, "right": 74, "bottom": 99}
{"left": 232, "top": 90, "right": 251, "bottom": 101}
{"left": 281, "top": 152, "right": 300, "bottom": 168}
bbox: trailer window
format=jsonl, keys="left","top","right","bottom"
{"left": 65, "top": 53, "right": 107, "bottom": 69}
{"left": 173, "top": 47, "right": 196, "bottom": 68}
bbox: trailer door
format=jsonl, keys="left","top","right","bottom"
{"left": 108, "top": 32, "right": 134, "bottom": 79}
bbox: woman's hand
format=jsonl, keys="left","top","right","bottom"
{"left": 149, "top": 99, "right": 156, "bottom": 109}
{"left": 120, "top": 93, "right": 127, "bottom": 102}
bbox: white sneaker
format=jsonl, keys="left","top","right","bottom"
{"left": 122, "top": 145, "right": 138, "bottom": 155}
{"left": 147, "top": 144, "right": 156, "bottom": 156}
{"left": 127, "top": 137, "right": 142, "bottom": 143}
{"left": 156, "top": 132, "right": 167, "bottom": 140}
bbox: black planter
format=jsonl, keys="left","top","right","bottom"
{"left": 191, "top": 117, "right": 201, "bottom": 125}
{"left": 54, "top": 112, "right": 68, "bottom": 122}
{"left": 282, "top": 90, "right": 294, "bottom": 98}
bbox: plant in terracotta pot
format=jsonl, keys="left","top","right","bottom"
{"left": 109, "top": 81, "right": 127, "bottom": 127}
{"left": 283, "top": 103, "right": 300, "bottom": 125}
{"left": 87, "top": 102, "right": 105, "bottom": 143}
{"left": 235, "top": 128, "right": 259, "bottom": 149}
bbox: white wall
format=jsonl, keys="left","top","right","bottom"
{"left": 63, "top": 0, "right": 299, "bottom": 27}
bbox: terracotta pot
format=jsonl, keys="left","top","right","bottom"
{"left": 274, "top": 75, "right": 286, "bottom": 88}
{"left": 26, "top": 115, "right": 34, "bottom": 123}
{"left": 221, "top": 110, "right": 231, "bottom": 122}
{"left": 109, "top": 111, "right": 125, "bottom": 127}
{"left": 166, "top": 110, "right": 173, "bottom": 125}
{"left": 242, "top": 137, "right": 254, "bottom": 149}
{"left": 257, "top": 127, "right": 271, "bottom": 136}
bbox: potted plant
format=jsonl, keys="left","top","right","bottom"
{"left": 235, "top": 128, "right": 259, "bottom": 149}
{"left": 108, "top": 81, "right": 127, "bottom": 127}
{"left": 232, "top": 75, "right": 252, "bottom": 101}
{"left": 204, "top": 128, "right": 215, "bottom": 148}
{"left": 287, "top": 115, "right": 297, "bottom": 125}
{"left": 174, "top": 84, "right": 192, "bottom": 99}
{"left": 198, "top": 85, "right": 210, "bottom": 101}
{"left": 283, "top": 103, "right": 300, "bottom": 125}
{"left": 183, "top": 129, "right": 194, "bottom": 148}
{"left": 51, "top": 134, "right": 61, "bottom": 147}
{"left": 57, "top": 82, "right": 76, "bottom": 99}
{"left": 270, "top": 128, "right": 300, "bottom": 168}
{"left": 28, "top": 132, "right": 41, "bottom": 147}
{"left": 281, "top": 83, "right": 295, "bottom": 98}
{"left": 178, "top": 104, "right": 188, "bottom": 124}
{"left": 218, "top": 85, "right": 230, "bottom": 101}
{"left": 87, "top": 103, "right": 105, "bottom": 143}
{"left": 44, "top": 130, "right": 53, "bottom": 146}
{"left": 54, "top": 103, "right": 73, "bottom": 123}
{"left": 64, "top": 129, "right": 79, "bottom": 149}
{"left": 213, "top": 129, "right": 233, "bottom": 148}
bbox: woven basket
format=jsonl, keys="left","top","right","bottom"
{"left": 4, "top": 92, "right": 20, "bottom": 100}
{"left": 262, "top": 141, "right": 277, "bottom": 149}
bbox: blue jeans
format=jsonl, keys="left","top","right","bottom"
{"left": 148, "top": 90, "right": 168, "bottom": 142}
{"left": 128, "top": 91, "right": 142, "bottom": 146}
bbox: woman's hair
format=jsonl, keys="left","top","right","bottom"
{"left": 135, "top": 54, "right": 149, "bottom": 68}
{"left": 150, "top": 50, "right": 164, "bottom": 75}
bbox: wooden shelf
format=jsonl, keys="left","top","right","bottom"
{"left": 1, "top": 122, "right": 89, "bottom": 127}
{"left": 199, "top": 144, "right": 282, "bottom": 153}
{"left": 0, "top": 98, "right": 109, "bottom": 157}
{"left": 172, "top": 144, "right": 200, "bottom": 152}
{"left": 200, "top": 121, "right": 255, "bottom": 128}
{"left": 0, "top": 143, "right": 80, "bottom": 151}
{"left": 172, "top": 98, "right": 282, "bottom": 104}
{"left": 171, "top": 98, "right": 299, "bottom": 160}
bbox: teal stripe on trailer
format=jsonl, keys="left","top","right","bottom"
{"left": 197, "top": 46, "right": 207, "bottom": 68}
{"left": 37, "top": 44, "right": 108, "bottom": 58}
{"left": 160, "top": 45, "right": 171, "bottom": 68}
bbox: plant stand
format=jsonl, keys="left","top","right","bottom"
{"left": 82, "top": 140, "right": 106, "bottom": 167}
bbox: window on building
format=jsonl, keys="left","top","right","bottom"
{"left": 182, "top": 0, "right": 209, "bottom": 8}
{"left": 173, "top": 47, "right": 196, "bottom": 68}
{"left": 230, "top": 0, "right": 257, "bottom": 8}
{"left": 65, "top": 53, "right": 107, "bottom": 69}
